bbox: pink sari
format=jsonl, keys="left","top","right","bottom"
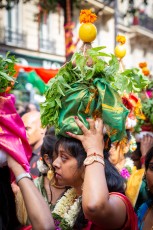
{"left": 83, "top": 192, "right": 138, "bottom": 230}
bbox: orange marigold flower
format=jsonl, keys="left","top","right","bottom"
{"left": 80, "top": 9, "right": 97, "bottom": 23}
{"left": 139, "top": 62, "right": 147, "bottom": 68}
{"left": 142, "top": 67, "right": 150, "bottom": 76}
{"left": 116, "top": 35, "right": 126, "bottom": 44}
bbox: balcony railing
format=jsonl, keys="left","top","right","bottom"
{"left": 0, "top": 27, "right": 26, "bottom": 47}
{"left": 138, "top": 14, "right": 153, "bottom": 32}
{"left": 118, "top": 13, "right": 153, "bottom": 33}
{"left": 39, "top": 38, "right": 56, "bottom": 53}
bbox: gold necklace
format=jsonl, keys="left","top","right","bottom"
{"left": 50, "top": 180, "right": 65, "bottom": 189}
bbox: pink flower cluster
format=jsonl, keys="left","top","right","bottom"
{"left": 120, "top": 168, "right": 130, "bottom": 179}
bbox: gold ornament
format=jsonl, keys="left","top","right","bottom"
{"left": 47, "top": 165, "right": 54, "bottom": 181}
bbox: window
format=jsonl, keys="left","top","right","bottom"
{"left": 4, "top": 1, "right": 25, "bottom": 46}
{"left": 39, "top": 13, "right": 56, "bottom": 53}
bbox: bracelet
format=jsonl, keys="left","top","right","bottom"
{"left": 16, "top": 173, "right": 32, "bottom": 184}
{"left": 140, "top": 156, "right": 145, "bottom": 165}
{"left": 84, "top": 155, "right": 105, "bottom": 167}
{"left": 87, "top": 152, "right": 104, "bottom": 158}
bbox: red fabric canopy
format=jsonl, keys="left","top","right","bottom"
{"left": 14, "top": 64, "right": 59, "bottom": 83}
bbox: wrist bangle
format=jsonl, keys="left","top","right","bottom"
{"left": 140, "top": 156, "right": 145, "bottom": 165}
{"left": 84, "top": 155, "right": 105, "bottom": 167}
{"left": 16, "top": 173, "right": 32, "bottom": 184}
{"left": 87, "top": 152, "right": 104, "bottom": 158}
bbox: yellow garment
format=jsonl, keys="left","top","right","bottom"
{"left": 125, "top": 167, "right": 145, "bottom": 207}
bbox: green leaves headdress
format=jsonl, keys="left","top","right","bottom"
{"left": 40, "top": 45, "right": 149, "bottom": 142}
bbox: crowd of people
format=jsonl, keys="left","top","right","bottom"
{"left": 1, "top": 108, "right": 153, "bottom": 230}
{"left": 1, "top": 9, "right": 153, "bottom": 230}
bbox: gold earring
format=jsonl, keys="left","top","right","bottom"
{"left": 47, "top": 164, "right": 54, "bottom": 181}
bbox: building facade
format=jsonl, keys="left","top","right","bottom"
{"left": 0, "top": 0, "right": 65, "bottom": 68}
{"left": 0, "top": 0, "right": 153, "bottom": 72}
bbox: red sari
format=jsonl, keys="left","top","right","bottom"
{"left": 83, "top": 192, "right": 138, "bottom": 230}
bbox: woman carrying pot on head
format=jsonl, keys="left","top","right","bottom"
{"left": 52, "top": 117, "right": 137, "bottom": 230}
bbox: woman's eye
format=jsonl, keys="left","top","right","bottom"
{"left": 61, "top": 155, "right": 68, "bottom": 161}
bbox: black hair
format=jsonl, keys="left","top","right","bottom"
{"left": 41, "top": 134, "right": 57, "bottom": 161}
{"left": 45, "top": 126, "right": 55, "bottom": 136}
{"left": 55, "top": 136, "right": 125, "bottom": 229}
{"left": 0, "top": 166, "right": 21, "bottom": 230}
{"left": 145, "top": 146, "right": 153, "bottom": 170}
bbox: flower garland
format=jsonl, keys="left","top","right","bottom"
{"left": 52, "top": 188, "right": 81, "bottom": 230}
{"left": 37, "top": 157, "right": 49, "bottom": 174}
{"left": 120, "top": 157, "right": 134, "bottom": 180}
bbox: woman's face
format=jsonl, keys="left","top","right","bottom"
{"left": 53, "top": 144, "right": 84, "bottom": 188}
{"left": 109, "top": 144, "right": 121, "bottom": 165}
{"left": 146, "top": 157, "right": 153, "bottom": 194}
{"left": 109, "top": 142, "right": 129, "bottom": 165}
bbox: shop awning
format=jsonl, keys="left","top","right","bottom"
{"left": 14, "top": 64, "right": 59, "bottom": 83}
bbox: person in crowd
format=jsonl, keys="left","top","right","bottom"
{"left": 108, "top": 131, "right": 147, "bottom": 209}
{"left": 34, "top": 134, "right": 66, "bottom": 211}
{"left": 0, "top": 166, "right": 22, "bottom": 230}
{"left": 109, "top": 130, "right": 135, "bottom": 174}
{"left": 22, "top": 111, "right": 46, "bottom": 178}
{"left": 45, "top": 126, "right": 55, "bottom": 136}
{"left": 131, "top": 142, "right": 142, "bottom": 169}
{"left": 52, "top": 117, "right": 137, "bottom": 230}
{"left": 12, "top": 134, "right": 66, "bottom": 228}
{"left": 134, "top": 135, "right": 153, "bottom": 212}
{"left": 137, "top": 146, "right": 153, "bottom": 229}
{"left": 139, "top": 134, "right": 153, "bottom": 168}
{"left": 25, "top": 103, "right": 40, "bottom": 113}
{"left": 6, "top": 154, "right": 55, "bottom": 230}
{"left": 15, "top": 101, "right": 26, "bottom": 117}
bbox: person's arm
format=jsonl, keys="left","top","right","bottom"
{"left": 67, "top": 117, "right": 127, "bottom": 229}
{"left": 7, "top": 155, "right": 55, "bottom": 230}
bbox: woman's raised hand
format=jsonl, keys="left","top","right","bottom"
{"left": 66, "top": 117, "right": 104, "bottom": 156}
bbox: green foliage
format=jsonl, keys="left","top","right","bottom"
{"left": 134, "top": 118, "right": 145, "bottom": 133}
{"left": 41, "top": 46, "right": 149, "bottom": 130}
{"left": 112, "top": 68, "right": 150, "bottom": 93}
{"left": 0, "top": 52, "right": 17, "bottom": 93}
{"left": 142, "top": 98, "right": 153, "bottom": 125}
{"left": 125, "top": 165, "right": 132, "bottom": 174}
{"left": 147, "top": 79, "right": 153, "bottom": 90}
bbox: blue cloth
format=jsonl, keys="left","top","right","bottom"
{"left": 137, "top": 200, "right": 152, "bottom": 230}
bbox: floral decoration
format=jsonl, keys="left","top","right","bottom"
{"left": 139, "top": 62, "right": 147, "bottom": 68}
{"left": 129, "top": 135, "right": 137, "bottom": 152}
{"left": 116, "top": 35, "right": 126, "bottom": 44}
{"left": 52, "top": 188, "right": 81, "bottom": 230}
{"left": 79, "top": 9, "right": 97, "bottom": 23}
{"left": 120, "top": 157, "right": 134, "bottom": 180}
{"left": 37, "top": 157, "right": 49, "bottom": 174}
{"left": 139, "top": 62, "right": 150, "bottom": 76}
{"left": 122, "top": 93, "right": 146, "bottom": 121}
